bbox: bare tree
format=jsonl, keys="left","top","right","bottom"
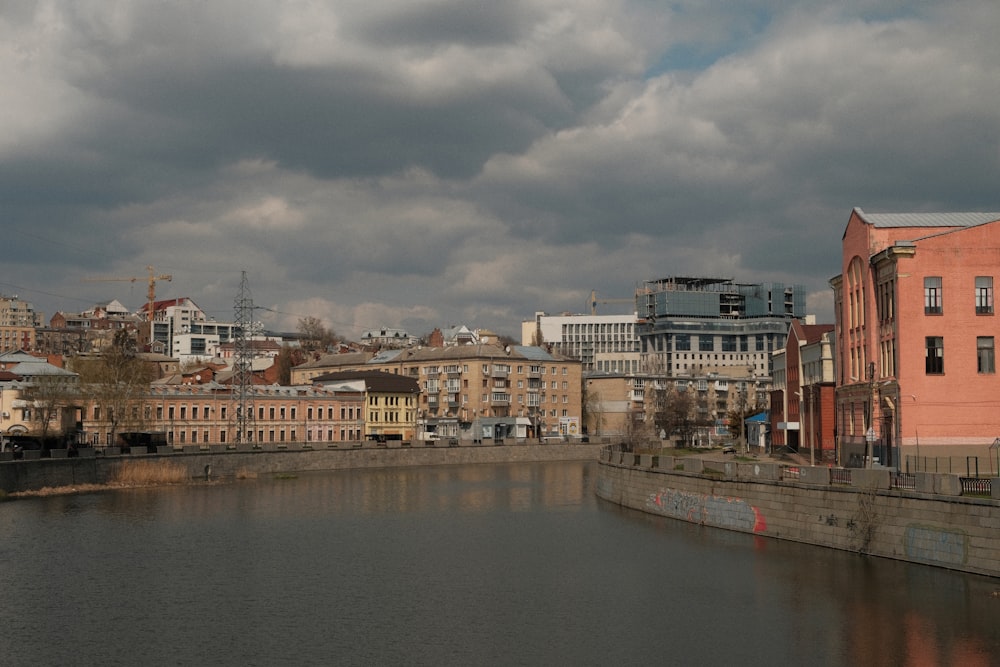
{"left": 75, "top": 329, "right": 151, "bottom": 446}
{"left": 274, "top": 344, "right": 305, "bottom": 385}
{"left": 297, "top": 316, "right": 337, "bottom": 354}
{"left": 20, "top": 373, "right": 79, "bottom": 446}
{"left": 655, "top": 385, "right": 693, "bottom": 446}
{"left": 581, "top": 382, "right": 604, "bottom": 437}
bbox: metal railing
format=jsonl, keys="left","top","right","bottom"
{"left": 891, "top": 472, "right": 916, "bottom": 491}
{"left": 960, "top": 477, "right": 992, "bottom": 496}
{"left": 830, "top": 468, "right": 852, "bottom": 485}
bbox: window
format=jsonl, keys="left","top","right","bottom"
{"left": 699, "top": 336, "right": 713, "bottom": 352}
{"left": 924, "top": 277, "right": 942, "bottom": 314}
{"left": 978, "top": 337, "right": 995, "bottom": 374}
{"left": 976, "top": 276, "right": 993, "bottom": 314}
{"left": 925, "top": 336, "right": 944, "bottom": 374}
{"left": 675, "top": 334, "right": 690, "bottom": 351}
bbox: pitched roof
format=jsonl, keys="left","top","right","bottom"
{"left": 295, "top": 351, "right": 373, "bottom": 369}
{"left": 311, "top": 369, "right": 420, "bottom": 393}
{"left": 854, "top": 207, "right": 1000, "bottom": 229}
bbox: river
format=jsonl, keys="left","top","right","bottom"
{"left": 1, "top": 460, "right": 998, "bottom": 666}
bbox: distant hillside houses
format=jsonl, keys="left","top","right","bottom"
{"left": 360, "top": 327, "right": 419, "bottom": 348}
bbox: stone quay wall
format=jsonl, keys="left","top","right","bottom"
{"left": 596, "top": 447, "right": 1000, "bottom": 579}
{"left": 0, "top": 442, "right": 604, "bottom": 495}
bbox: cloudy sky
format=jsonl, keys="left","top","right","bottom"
{"left": 3, "top": 1, "right": 998, "bottom": 341}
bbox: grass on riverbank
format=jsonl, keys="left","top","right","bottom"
{"left": 108, "top": 459, "right": 188, "bottom": 486}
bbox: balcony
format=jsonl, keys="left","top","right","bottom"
{"left": 491, "top": 393, "right": 511, "bottom": 406}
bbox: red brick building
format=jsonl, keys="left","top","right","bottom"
{"left": 771, "top": 320, "right": 835, "bottom": 463}
{"left": 831, "top": 207, "right": 1000, "bottom": 467}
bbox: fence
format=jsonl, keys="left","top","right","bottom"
{"left": 960, "top": 477, "right": 992, "bottom": 496}
{"left": 830, "top": 468, "right": 852, "bottom": 485}
{"left": 906, "top": 455, "right": 994, "bottom": 477}
{"left": 891, "top": 472, "right": 916, "bottom": 491}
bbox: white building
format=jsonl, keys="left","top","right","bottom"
{"left": 149, "top": 298, "right": 239, "bottom": 360}
{"left": 522, "top": 312, "right": 641, "bottom": 373}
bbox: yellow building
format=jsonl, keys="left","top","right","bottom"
{"left": 311, "top": 370, "right": 420, "bottom": 442}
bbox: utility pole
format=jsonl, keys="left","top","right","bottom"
{"left": 231, "top": 271, "right": 256, "bottom": 446}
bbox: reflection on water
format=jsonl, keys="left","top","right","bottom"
{"left": 1, "top": 461, "right": 998, "bottom": 666}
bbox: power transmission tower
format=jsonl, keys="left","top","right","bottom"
{"left": 231, "top": 271, "right": 257, "bottom": 445}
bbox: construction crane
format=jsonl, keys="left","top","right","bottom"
{"left": 588, "top": 289, "right": 635, "bottom": 315}
{"left": 84, "top": 265, "right": 172, "bottom": 345}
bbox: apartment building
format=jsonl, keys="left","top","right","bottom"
{"left": 0, "top": 295, "right": 42, "bottom": 353}
{"left": 585, "top": 367, "right": 764, "bottom": 443}
{"left": 290, "top": 352, "right": 374, "bottom": 384}
{"left": 832, "top": 207, "right": 1000, "bottom": 465}
{"left": 146, "top": 297, "right": 240, "bottom": 360}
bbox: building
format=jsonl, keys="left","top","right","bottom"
{"left": 368, "top": 344, "right": 582, "bottom": 441}
{"left": 290, "top": 352, "right": 375, "bottom": 384}
{"left": 81, "top": 383, "right": 364, "bottom": 448}
{"left": 302, "top": 343, "right": 582, "bottom": 441}
{"left": 359, "top": 327, "right": 419, "bottom": 349}
{"left": 770, "top": 320, "right": 836, "bottom": 462}
{"left": 637, "top": 276, "right": 804, "bottom": 382}
{"left": 145, "top": 297, "right": 240, "bottom": 360}
{"left": 523, "top": 312, "right": 641, "bottom": 374}
{"left": 831, "top": 207, "right": 1000, "bottom": 466}
{"left": 43, "top": 300, "right": 141, "bottom": 355}
{"left": 311, "top": 370, "right": 420, "bottom": 442}
{"left": 0, "top": 295, "right": 43, "bottom": 353}
{"left": 0, "top": 351, "right": 81, "bottom": 449}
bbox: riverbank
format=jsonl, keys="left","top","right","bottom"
{"left": 596, "top": 445, "right": 1000, "bottom": 578}
{"left": 0, "top": 441, "right": 605, "bottom": 496}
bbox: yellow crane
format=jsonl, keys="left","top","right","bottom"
{"left": 588, "top": 289, "right": 635, "bottom": 315}
{"left": 84, "top": 265, "right": 172, "bottom": 344}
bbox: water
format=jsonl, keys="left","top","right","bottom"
{"left": 2, "top": 461, "right": 998, "bottom": 666}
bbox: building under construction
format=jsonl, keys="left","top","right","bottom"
{"left": 637, "top": 276, "right": 806, "bottom": 379}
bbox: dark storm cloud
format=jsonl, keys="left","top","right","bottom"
{"left": 2, "top": 1, "right": 998, "bottom": 338}
{"left": 359, "top": 1, "right": 538, "bottom": 47}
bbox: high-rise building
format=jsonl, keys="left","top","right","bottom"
{"left": 0, "top": 295, "right": 43, "bottom": 353}
{"left": 637, "top": 276, "right": 805, "bottom": 380}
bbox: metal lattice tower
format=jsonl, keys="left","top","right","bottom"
{"left": 231, "top": 271, "right": 256, "bottom": 444}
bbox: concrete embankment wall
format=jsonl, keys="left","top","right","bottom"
{"left": 596, "top": 448, "right": 1000, "bottom": 578}
{"left": 0, "top": 443, "right": 603, "bottom": 495}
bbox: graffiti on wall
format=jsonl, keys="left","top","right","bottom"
{"left": 647, "top": 488, "right": 767, "bottom": 533}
